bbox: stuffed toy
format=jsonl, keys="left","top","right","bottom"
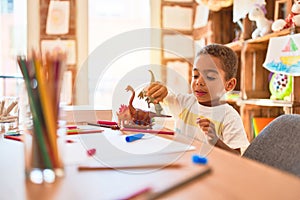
{"left": 269, "top": 73, "right": 292, "bottom": 100}
{"left": 248, "top": 4, "right": 272, "bottom": 39}
{"left": 272, "top": 0, "right": 300, "bottom": 32}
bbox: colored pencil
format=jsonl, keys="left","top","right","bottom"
{"left": 17, "top": 56, "right": 53, "bottom": 169}
{"left": 87, "top": 122, "right": 120, "bottom": 130}
{"left": 33, "top": 53, "right": 59, "bottom": 168}
{"left": 17, "top": 51, "right": 67, "bottom": 172}
{"left": 148, "top": 167, "right": 212, "bottom": 200}
{"left": 67, "top": 129, "right": 104, "bottom": 135}
{"left": 122, "top": 187, "right": 152, "bottom": 200}
{"left": 121, "top": 127, "right": 174, "bottom": 135}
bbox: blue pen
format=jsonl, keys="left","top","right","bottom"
{"left": 125, "top": 133, "right": 145, "bottom": 142}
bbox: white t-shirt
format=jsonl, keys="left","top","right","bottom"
{"left": 164, "top": 93, "right": 249, "bottom": 151}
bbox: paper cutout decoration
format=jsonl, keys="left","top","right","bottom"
{"left": 41, "top": 40, "right": 76, "bottom": 65}
{"left": 233, "top": 0, "right": 266, "bottom": 22}
{"left": 263, "top": 33, "right": 300, "bottom": 76}
{"left": 46, "top": 1, "right": 70, "bottom": 35}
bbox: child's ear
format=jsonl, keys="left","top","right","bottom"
{"left": 225, "top": 78, "right": 236, "bottom": 91}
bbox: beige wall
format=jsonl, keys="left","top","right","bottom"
{"left": 27, "top": 0, "right": 40, "bottom": 53}
{"left": 27, "top": 0, "right": 161, "bottom": 105}
{"left": 150, "top": 0, "right": 162, "bottom": 80}
{"left": 75, "top": 0, "right": 89, "bottom": 105}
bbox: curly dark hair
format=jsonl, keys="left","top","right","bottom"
{"left": 197, "top": 44, "right": 238, "bottom": 80}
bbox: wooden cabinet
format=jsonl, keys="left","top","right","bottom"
{"left": 160, "top": 1, "right": 238, "bottom": 89}
{"left": 160, "top": 0, "right": 299, "bottom": 141}
{"left": 202, "top": 0, "right": 300, "bottom": 141}
{"left": 221, "top": 0, "right": 300, "bottom": 141}
{"left": 160, "top": 0, "right": 198, "bottom": 85}
{"left": 227, "top": 28, "right": 300, "bottom": 141}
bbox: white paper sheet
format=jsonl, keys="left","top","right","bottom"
{"left": 64, "top": 131, "right": 195, "bottom": 168}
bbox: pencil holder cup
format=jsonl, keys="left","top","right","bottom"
{"left": 0, "top": 96, "right": 19, "bottom": 133}
{"left": 17, "top": 51, "right": 68, "bottom": 184}
{"left": 24, "top": 120, "right": 66, "bottom": 184}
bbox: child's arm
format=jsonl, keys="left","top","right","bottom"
{"left": 197, "top": 118, "right": 241, "bottom": 155}
{"left": 146, "top": 82, "right": 168, "bottom": 104}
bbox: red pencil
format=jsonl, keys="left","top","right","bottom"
{"left": 121, "top": 127, "right": 174, "bottom": 135}
{"left": 97, "top": 120, "right": 118, "bottom": 126}
{"left": 122, "top": 187, "right": 152, "bottom": 200}
{"left": 4, "top": 135, "right": 23, "bottom": 142}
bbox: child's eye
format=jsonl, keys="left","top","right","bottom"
{"left": 205, "top": 72, "right": 218, "bottom": 81}
{"left": 206, "top": 76, "right": 216, "bottom": 81}
{"left": 192, "top": 75, "right": 199, "bottom": 79}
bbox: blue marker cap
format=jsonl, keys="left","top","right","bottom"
{"left": 125, "top": 133, "right": 145, "bottom": 142}
{"left": 192, "top": 154, "right": 208, "bottom": 165}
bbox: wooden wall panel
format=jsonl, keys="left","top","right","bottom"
{"left": 39, "top": 0, "right": 77, "bottom": 104}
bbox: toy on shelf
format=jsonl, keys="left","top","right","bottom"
{"left": 272, "top": 0, "right": 300, "bottom": 32}
{"left": 248, "top": 4, "right": 272, "bottom": 39}
{"left": 269, "top": 73, "right": 293, "bottom": 100}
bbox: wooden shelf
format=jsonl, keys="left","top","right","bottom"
{"left": 160, "top": 0, "right": 198, "bottom": 84}
{"left": 246, "top": 28, "right": 299, "bottom": 44}
{"left": 226, "top": 27, "right": 300, "bottom": 52}
{"left": 225, "top": 40, "right": 243, "bottom": 52}
{"left": 161, "top": 57, "right": 194, "bottom": 64}
{"left": 40, "top": 35, "right": 76, "bottom": 40}
{"left": 161, "top": 0, "right": 197, "bottom": 7}
{"left": 227, "top": 25, "right": 300, "bottom": 140}
{"left": 162, "top": 29, "right": 194, "bottom": 35}
{"left": 193, "top": 22, "right": 213, "bottom": 40}
{"left": 237, "top": 99, "right": 300, "bottom": 108}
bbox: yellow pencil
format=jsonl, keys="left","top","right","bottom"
{"left": 33, "top": 53, "right": 60, "bottom": 168}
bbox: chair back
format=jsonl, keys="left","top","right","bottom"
{"left": 243, "top": 114, "right": 300, "bottom": 177}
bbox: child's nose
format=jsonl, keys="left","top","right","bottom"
{"left": 196, "top": 75, "right": 206, "bottom": 86}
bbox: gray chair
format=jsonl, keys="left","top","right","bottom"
{"left": 243, "top": 114, "right": 300, "bottom": 177}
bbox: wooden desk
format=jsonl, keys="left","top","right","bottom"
{"left": 1, "top": 109, "right": 300, "bottom": 200}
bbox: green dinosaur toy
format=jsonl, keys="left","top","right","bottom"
{"left": 138, "top": 70, "right": 163, "bottom": 116}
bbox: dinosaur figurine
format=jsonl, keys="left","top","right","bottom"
{"left": 126, "top": 85, "right": 152, "bottom": 126}
{"left": 119, "top": 85, "right": 171, "bottom": 128}
{"left": 116, "top": 104, "right": 133, "bottom": 127}
{"left": 138, "top": 70, "right": 163, "bottom": 115}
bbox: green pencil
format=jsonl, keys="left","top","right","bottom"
{"left": 17, "top": 56, "right": 53, "bottom": 169}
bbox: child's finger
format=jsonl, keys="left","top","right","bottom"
{"left": 148, "top": 86, "right": 167, "bottom": 102}
{"left": 147, "top": 81, "right": 162, "bottom": 92}
{"left": 197, "top": 120, "right": 210, "bottom": 127}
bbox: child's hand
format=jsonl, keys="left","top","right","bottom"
{"left": 146, "top": 81, "right": 168, "bottom": 104}
{"left": 197, "top": 118, "right": 219, "bottom": 145}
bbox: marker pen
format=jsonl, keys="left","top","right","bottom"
{"left": 125, "top": 133, "right": 145, "bottom": 142}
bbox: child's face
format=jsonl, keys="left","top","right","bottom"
{"left": 191, "top": 54, "right": 235, "bottom": 106}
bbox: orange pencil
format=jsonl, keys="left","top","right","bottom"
{"left": 34, "top": 53, "right": 60, "bottom": 168}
